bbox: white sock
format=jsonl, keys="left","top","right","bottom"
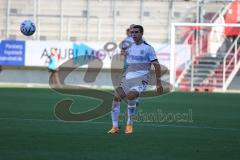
{"left": 127, "top": 104, "right": 136, "bottom": 125}
{"left": 111, "top": 101, "right": 120, "bottom": 128}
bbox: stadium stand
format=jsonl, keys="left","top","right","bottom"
{"left": 0, "top": 0, "right": 240, "bottom": 92}
{"left": 0, "top": 0, "right": 231, "bottom": 42}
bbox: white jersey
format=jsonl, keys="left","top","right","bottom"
{"left": 125, "top": 41, "right": 157, "bottom": 81}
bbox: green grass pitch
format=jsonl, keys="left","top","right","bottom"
{"left": 0, "top": 88, "right": 240, "bottom": 160}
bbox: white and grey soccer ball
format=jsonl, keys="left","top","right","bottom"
{"left": 20, "top": 20, "right": 36, "bottom": 36}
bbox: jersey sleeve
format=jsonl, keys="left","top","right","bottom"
{"left": 148, "top": 46, "right": 157, "bottom": 61}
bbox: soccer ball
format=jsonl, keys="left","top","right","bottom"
{"left": 20, "top": 20, "right": 36, "bottom": 36}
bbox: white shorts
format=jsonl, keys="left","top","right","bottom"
{"left": 119, "top": 78, "right": 148, "bottom": 95}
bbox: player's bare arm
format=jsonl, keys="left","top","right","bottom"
{"left": 151, "top": 60, "right": 163, "bottom": 95}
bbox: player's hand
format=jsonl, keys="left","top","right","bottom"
{"left": 156, "top": 80, "right": 163, "bottom": 95}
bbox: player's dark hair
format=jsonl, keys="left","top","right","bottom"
{"left": 133, "top": 25, "right": 144, "bottom": 34}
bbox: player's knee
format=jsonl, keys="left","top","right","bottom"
{"left": 126, "top": 92, "right": 138, "bottom": 100}
{"left": 113, "top": 96, "right": 121, "bottom": 102}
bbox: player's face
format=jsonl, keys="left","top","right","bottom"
{"left": 129, "top": 27, "right": 134, "bottom": 37}
{"left": 51, "top": 48, "right": 57, "bottom": 55}
{"left": 132, "top": 28, "right": 143, "bottom": 43}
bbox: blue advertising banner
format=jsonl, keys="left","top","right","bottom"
{"left": 73, "top": 43, "right": 96, "bottom": 65}
{"left": 0, "top": 40, "right": 25, "bottom": 66}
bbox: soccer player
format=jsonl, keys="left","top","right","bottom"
{"left": 108, "top": 25, "right": 163, "bottom": 134}
{"left": 121, "top": 24, "right": 146, "bottom": 108}
{"left": 48, "top": 48, "right": 61, "bottom": 87}
{"left": 121, "top": 24, "right": 141, "bottom": 110}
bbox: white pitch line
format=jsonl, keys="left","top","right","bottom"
{"left": 137, "top": 123, "right": 240, "bottom": 132}
{"left": 0, "top": 117, "right": 240, "bottom": 132}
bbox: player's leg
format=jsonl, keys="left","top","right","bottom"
{"left": 52, "top": 72, "right": 57, "bottom": 85}
{"left": 108, "top": 87, "right": 126, "bottom": 134}
{"left": 49, "top": 70, "right": 55, "bottom": 85}
{"left": 125, "top": 81, "right": 147, "bottom": 134}
{"left": 54, "top": 71, "right": 62, "bottom": 87}
{"left": 125, "top": 91, "right": 139, "bottom": 134}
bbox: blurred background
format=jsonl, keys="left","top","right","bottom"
{"left": 0, "top": 0, "right": 240, "bottom": 92}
